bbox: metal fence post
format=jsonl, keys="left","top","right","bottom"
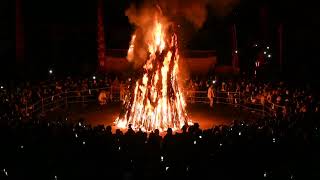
{"left": 262, "top": 103, "right": 265, "bottom": 118}
{"left": 41, "top": 98, "right": 44, "bottom": 113}
{"left": 65, "top": 93, "right": 68, "bottom": 109}
{"left": 26, "top": 101, "right": 28, "bottom": 115}
{"left": 82, "top": 94, "right": 85, "bottom": 106}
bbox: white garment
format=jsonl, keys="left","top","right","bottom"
{"left": 208, "top": 87, "right": 214, "bottom": 108}
{"left": 98, "top": 90, "right": 107, "bottom": 105}
{"left": 209, "top": 97, "right": 214, "bottom": 107}
{"left": 208, "top": 87, "right": 214, "bottom": 98}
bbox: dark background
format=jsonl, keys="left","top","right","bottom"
{"left": 3, "top": 0, "right": 320, "bottom": 85}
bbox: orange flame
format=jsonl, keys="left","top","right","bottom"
{"left": 115, "top": 17, "right": 192, "bottom": 132}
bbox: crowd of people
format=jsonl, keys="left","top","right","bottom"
{"left": 1, "top": 75, "right": 320, "bottom": 179}
{"left": 1, "top": 74, "right": 319, "bottom": 121}
{"left": 0, "top": 108, "right": 319, "bottom": 179}
{"left": 0, "top": 75, "right": 125, "bottom": 120}
{"left": 185, "top": 76, "right": 319, "bottom": 120}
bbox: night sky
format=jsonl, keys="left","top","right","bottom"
{"left": 6, "top": 0, "right": 320, "bottom": 84}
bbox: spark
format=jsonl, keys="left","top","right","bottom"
{"left": 263, "top": 171, "right": 267, "bottom": 178}
{"left": 3, "top": 169, "right": 8, "bottom": 176}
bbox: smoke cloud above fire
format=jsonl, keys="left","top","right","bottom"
{"left": 159, "top": 0, "right": 239, "bottom": 29}
{"left": 125, "top": 4, "right": 168, "bottom": 68}
{"left": 127, "top": 0, "right": 240, "bottom": 28}
{"left": 125, "top": 0, "right": 239, "bottom": 67}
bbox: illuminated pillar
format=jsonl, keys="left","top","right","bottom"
{"left": 231, "top": 23, "right": 239, "bottom": 70}
{"left": 260, "top": 6, "right": 268, "bottom": 43}
{"left": 97, "top": 0, "right": 106, "bottom": 71}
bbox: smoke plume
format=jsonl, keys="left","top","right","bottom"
{"left": 125, "top": 0, "right": 239, "bottom": 67}
{"left": 159, "top": 0, "right": 239, "bottom": 29}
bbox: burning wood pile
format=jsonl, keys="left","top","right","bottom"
{"left": 115, "top": 9, "right": 192, "bottom": 132}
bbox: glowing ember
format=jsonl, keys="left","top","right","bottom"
{"left": 115, "top": 15, "right": 192, "bottom": 132}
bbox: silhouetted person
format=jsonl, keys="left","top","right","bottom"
{"left": 126, "top": 124, "right": 135, "bottom": 136}
{"left": 163, "top": 128, "right": 175, "bottom": 162}
{"left": 106, "top": 125, "right": 112, "bottom": 135}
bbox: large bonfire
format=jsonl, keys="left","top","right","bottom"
{"left": 115, "top": 9, "right": 192, "bottom": 132}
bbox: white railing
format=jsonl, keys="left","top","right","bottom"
{"left": 27, "top": 87, "right": 284, "bottom": 118}
{"left": 185, "top": 90, "right": 276, "bottom": 117}
{"left": 29, "top": 87, "right": 116, "bottom": 115}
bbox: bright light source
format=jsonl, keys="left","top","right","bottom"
{"left": 165, "top": 167, "right": 169, "bottom": 171}
{"left": 254, "top": 44, "right": 258, "bottom": 47}
{"left": 161, "top": 156, "right": 164, "bottom": 162}
{"left": 3, "top": 169, "right": 8, "bottom": 176}
{"left": 193, "top": 140, "right": 197, "bottom": 145}
{"left": 267, "top": 46, "right": 270, "bottom": 49}
{"left": 268, "top": 54, "right": 271, "bottom": 58}
{"left": 235, "top": 50, "right": 238, "bottom": 54}
{"left": 0, "top": 86, "right": 3, "bottom": 89}
{"left": 49, "top": 69, "right": 53, "bottom": 74}
{"left": 82, "top": 141, "right": 86, "bottom": 145}
{"left": 238, "top": 132, "right": 242, "bottom": 136}
{"left": 212, "top": 80, "right": 216, "bottom": 84}
{"left": 263, "top": 51, "right": 267, "bottom": 55}
{"left": 272, "top": 138, "right": 276, "bottom": 143}
{"left": 92, "top": 76, "right": 96, "bottom": 80}
{"left": 199, "top": 135, "right": 202, "bottom": 139}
